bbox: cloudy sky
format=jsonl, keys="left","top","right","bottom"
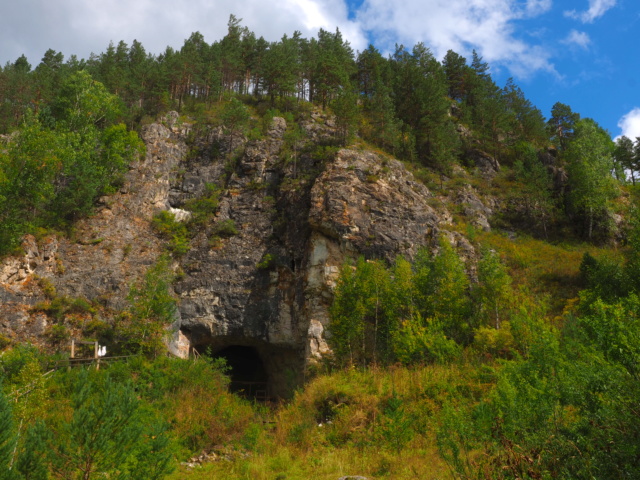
{"left": 1, "top": 0, "right": 638, "bottom": 139}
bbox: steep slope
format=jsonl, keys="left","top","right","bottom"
{"left": 0, "top": 111, "right": 477, "bottom": 396}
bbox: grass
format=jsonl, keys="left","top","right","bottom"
{"left": 166, "top": 362, "right": 493, "bottom": 479}
{"left": 477, "top": 230, "right": 625, "bottom": 315}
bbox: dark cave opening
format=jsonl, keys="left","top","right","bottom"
{"left": 210, "top": 345, "right": 269, "bottom": 400}
{"left": 185, "top": 328, "right": 304, "bottom": 401}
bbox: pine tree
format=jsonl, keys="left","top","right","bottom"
{"left": 331, "top": 88, "right": 359, "bottom": 146}
{"left": 442, "top": 49, "right": 469, "bottom": 102}
{"left": 220, "top": 97, "right": 250, "bottom": 152}
{"left": 513, "top": 142, "right": 557, "bottom": 237}
{"left": 502, "top": 78, "right": 547, "bottom": 148}
{"left": 311, "top": 28, "right": 354, "bottom": 108}
{"left": 466, "top": 52, "right": 509, "bottom": 158}
{"left": 33, "top": 49, "right": 65, "bottom": 113}
{"left": 47, "top": 371, "right": 174, "bottom": 479}
{"left": 260, "top": 35, "right": 299, "bottom": 103}
{"left": 547, "top": 102, "right": 580, "bottom": 152}
{"left": 14, "top": 422, "right": 49, "bottom": 480}
{"left": 220, "top": 15, "right": 246, "bottom": 94}
{"left": 392, "top": 44, "right": 459, "bottom": 170}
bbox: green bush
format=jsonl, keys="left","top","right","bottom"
{"left": 123, "top": 255, "right": 177, "bottom": 357}
{"left": 184, "top": 183, "right": 221, "bottom": 225}
{"left": 393, "top": 316, "right": 461, "bottom": 365}
{"left": 213, "top": 219, "right": 239, "bottom": 238}
{"left": 44, "top": 370, "right": 175, "bottom": 478}
{"left": 256, "top": 253, "right": 275, "bottom": 270}
{"left": 35, "top": 275, "right": 57, "bottom": 300}
{"left": 32, "top": 294, "right": 95, "bottom": 321}
{"left": 472, "top": 322, "right": 515, "bottom": 358}
{"left": 151, "top": 210, "right": 189, "bottom": 255}
{"left": 45, "top": 324, "right": 70, "bottom": 345}
{"left": 329, "top": 243, "right": 473, "bottom": 367}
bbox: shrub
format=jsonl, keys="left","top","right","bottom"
{"left": 151, "top": 210, "right": 189, "bottom": 255}
{"left": 213, "top": 219, "right": 239, "bottom": 238}
{"left": 184, "top": 183, "right": 221, "bottom": 225}
{"left": 256, "top": 253, "right": 275, "bottom": 270}
{"left": 32, "top": 295, "right": 95, "bottom": 322}
{"left": 393, "top": 316, "right": 461, "bottom": 365}
{"left": 44, "top": 370, "right": 175, "bottom": 478}
{"left": 35, "top": 275, "right": 57, "bottom": 300}
{"left": 45, "top": 324, "right": 70, "bottom": 345}
{"left": 123, "top": 255, "right": 177, "bottom": 357}
{"left": 472, "top": 322, "right": 515, "bottom": 358}
{"left": 0, "top": 334, "right": 11, "bottom": 351}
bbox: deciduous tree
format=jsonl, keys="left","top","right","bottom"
{"left": 564, "top": 118, "right": 617, "bottom": 239}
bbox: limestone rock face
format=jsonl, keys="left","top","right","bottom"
{"left": 0, "top": 111, "right": 460, "bottom": 396}
{"left": 0, "top": 114, "right": 188, "bottom": 339}
{"left": 455, "top": 185, "right": 494, "bottom": 232}
{"left": 469, "top": 149, "right": 500, "bottom": 178}
{"left": 308, "top": 149, "right": 441, "bottom": 261}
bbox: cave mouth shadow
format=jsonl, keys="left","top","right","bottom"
{"left": 205, "top": 345, "right": 269, "bottom": 401}
{"left": 185, "top": 330, "right": 304, "bottom": 401}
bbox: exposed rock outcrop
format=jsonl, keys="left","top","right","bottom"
{"left": 0, "top": 114, "right": 188, "bottom": 339}
{"left": 1, "top": 111, "right": 465, "bottom": 397}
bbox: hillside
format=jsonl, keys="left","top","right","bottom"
{"left": 1, "top": 21, "right": 639, "bottom": 480}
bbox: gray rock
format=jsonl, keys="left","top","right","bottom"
{"left": 0, "top": 112, "right": 460, "bottom": 397}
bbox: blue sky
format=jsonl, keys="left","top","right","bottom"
{"left": 1, "top": 0, "right": 638, "bottom": 139}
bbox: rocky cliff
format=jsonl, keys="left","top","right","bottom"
{"left": 0, "top": 111, "right": 492, "bottom": 397}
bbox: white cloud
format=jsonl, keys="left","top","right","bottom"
{"left": 0, "top": 0, "right": 367, "bottom": 66}
{"left": 562, "top": 30, "right": 591, "bottom": 49}
{"left": 524, "top": 0, "right": 553, "bottom": 17}
{"left": 357, "top": 0, "right": 556, "bottom": 78}
{"left": 616, "top": 108, "right": 640, "bottom": 141}
{"left": 565, "top": 0, "right": 617, "bottom": 23}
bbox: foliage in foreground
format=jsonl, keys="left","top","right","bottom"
{"left": 0, "top": 352, "right": 257, "bottom": 480}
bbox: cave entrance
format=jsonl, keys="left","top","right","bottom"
{"left": 185, "top": 328, "right": 304, "bottom": 400}
{"left": 211, "top": 345, "right": 269, "bottom": 401}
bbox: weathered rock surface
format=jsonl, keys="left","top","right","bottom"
{"left": 469, "top": 149, "right": 500, "bottom": 178}
{"left": 0, "top": 114, "right": 188, "bottom": 340}
{"left": 309, "top": 149, "right": 441, "bottom": 261}
{"left": 455, "top": 185, "right": 494, "bottom": 232}
{"left": 0, "top": 110, "right": 466, "bottom": 397}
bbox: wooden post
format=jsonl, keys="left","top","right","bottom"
{"left": 69, "top": 340, "right": 75, "bottom": 371}
{"left": 94, "top": 341, "right": 100, "bottom": 370}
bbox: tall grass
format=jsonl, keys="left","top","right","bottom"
{"left": 170, "top": 363, "right": 493, "bottom": 479}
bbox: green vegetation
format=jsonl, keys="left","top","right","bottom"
{"left": 321, "top": 222, "right": 640, "bottom": 478}
{"left": 256, "top": 253, "right": 276, "bottom": 270}
{"left": 212, "top": 219, "right": 239, "bottom": 238}
{"left": 330, "top": 242, "right": 504, "bottom": 367}
{"left": 1, "top": 15, "right": 628, "bottom": 245}
{"left": 183, "top": 183, "right": 221, "bottom": 225}
{"left": 0, "top": 349, "right": 255, "bottom": 480}
{"left": 151, "top": 211, "right": 190, "bottom": 255}
{"left": 123, "top": 254, "right": 178, "bottom": 356}
{"left": 0, "top": 72, "right": 144, "bottom": 255}
{"left": 1, "top": 14, "right": 639, "bottom": 480}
